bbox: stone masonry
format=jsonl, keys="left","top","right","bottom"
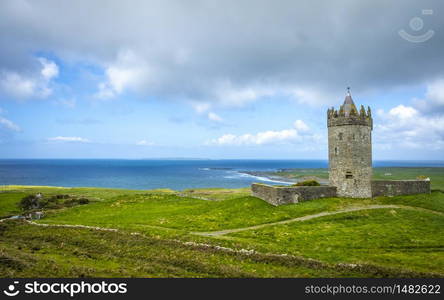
{"left": 371, "top": 180, "right": 430, "bottom": 197}
{"left": 251, "top": 183, "right": 337, "bottom": 206}
{"left": 327, "top": 90, "right": 373, "bottom": 198}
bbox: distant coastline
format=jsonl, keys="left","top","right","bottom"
{"left": 1, "top": 159, "right": 443, "bottom": 190}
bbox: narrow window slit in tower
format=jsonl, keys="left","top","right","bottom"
{"left": 345, "top": 171, "right": 353, "bottom": 179}
{"left": 335, "top": 147, "right": 338, "bottom": 155}
{"left": 338, "top": 133, "right": 343, "bottom": 140}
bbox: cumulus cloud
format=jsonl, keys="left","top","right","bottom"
{"left": 1, "top": 0, "right": 443, "bottom": 107}
{"left": 39, "top": 57, "right": 58, "bottom": 80}
{"left": 376, "top": 105, "right": 444, "bottom": 150}
{"left": 0, "top": 57, "right": 58, "bottom": 99}
{"left": 209, "top": 120, "right": 311, "bottom": 145}
{"left": 47, "top": 136, "right": 90, "bottom": 143}
{"left": 95, "top": 50, "right": 152, "bottom": 99}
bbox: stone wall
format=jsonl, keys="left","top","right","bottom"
{"left": 328, "top": 123, "right": 373, "bottom": 198}
{"left": 251, "top": 183, "right": 337, "bottom": 206}
{"left": 371, "top": 180, "right": 430, "bottom": 197}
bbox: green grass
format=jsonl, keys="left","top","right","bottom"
{"left": 1, "top": 184, "right": 444, "bottom": 277}
{"left": 373, "top": 167, "right": 444, "bottom": 190}
{"left": 0, "top": 192, "right": 27, "bottom": 218}
{"left": 36, "top": 193, "right": 381, "bottom": 232}
{"left": 0, "top": 220, "right": 372, "bottom": 278}
{"left": 226, "top": 209, "right": 444, "bottom": 274}
{"left": 374, "top": 190, "right": 444, "bottom": 213}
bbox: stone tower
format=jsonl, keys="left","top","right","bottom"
{"left": 327, "top": 88, "right": 373, "bottom": 198}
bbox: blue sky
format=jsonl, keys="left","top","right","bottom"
{"left": 1, "top": 0, "right": 444, "bottom": 160}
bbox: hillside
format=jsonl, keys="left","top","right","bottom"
{"left": 1, "top": 185, "right": 443, "bottom": 277}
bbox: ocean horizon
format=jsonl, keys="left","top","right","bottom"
{"left": 1, "top": 159, "right": 443, "bottom": 190}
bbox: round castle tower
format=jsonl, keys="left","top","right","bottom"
{"left": 327, "top": 89, "right": 373, "bottom": 198}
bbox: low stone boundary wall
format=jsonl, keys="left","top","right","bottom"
{"left": 251, "top": 183, "right": 337, "bottom": 206}
{"left": 371, "top": 180, "right": 430, "bottom": 197}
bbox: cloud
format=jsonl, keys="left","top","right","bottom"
{"left": 2, "top": 1, "right": 443, "bottom": 107}
{"left": 294, "top": 120, "right": 310, "bottom": 132}
{"left": 47, "top": 136, "right": 90, "bottom": 143}
{"left": 414, "top": 79, "right": 444, "bottom": 114}
{"left": 376, "top": 104, "right": 444, "bottom": 150}
{"left": 136, "top": 140, "right": 154, "bottom": 146}
{"left": 192, "top": 102, "right": 211, "bottom": 114}
{"left": 207, "top": 112, "right": 223, "bottom": 122}
{"left": 0, "top": 57, "right": 58, "bottom": 99}
{"left": 95, "top": 50, "right": 152, "bottom": 99}
{"left": 39, "top": 57, "right": 58, "bottom": 80}
{"left": 209, "top": 119, "right": 311, "bottom": 146}
{"left": 212, "top": 81, "right": 274, "bottom": 108}
{"left": 0, "top": 116, "right": 21, "bottom": 132}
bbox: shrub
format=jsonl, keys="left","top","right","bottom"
{"left": 17, "top": 194, "right": 90, "bottom": 211}
{"left": 78, "top": 198, "right": 90, "bottom": 205}
{"left": 18, "top": 194, "right": 42, "bottom": 211}
{"left": 293, "top": 180, "right": 321, "bottom": 186}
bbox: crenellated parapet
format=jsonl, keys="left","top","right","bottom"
{"left": 327, "top": 104, "right": 373, "bottom": 129}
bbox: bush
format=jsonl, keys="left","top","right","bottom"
{"left": 78, "top": 198, "right": 90, "bottom": 205}
{"left": 18, "top": 194, "right": 42, "bottom": 211}
{"left": 17, "top": 193, "right": 90, "bottom": 211}
{"left": 293, "top": 180, "right": 321, "bottom": 186}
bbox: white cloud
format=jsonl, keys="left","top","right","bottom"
{"left": 0, "top": 72, "right": 37, "bottom": 98}
{"left": 207, "top": 112, "right": 223, "bottom": 122}
{"left": 0, "top": 57, "right": 58, "bottom": 99}
{"left": 294, "top": 120, "right": 310, "bottom": 132}
{"left": 388, "top": 104, "right": 418, "bottom": 119}
{"left": 39, "top": 58, "right": 59, "bottom": 80}
{"left": 48, "top": 136, "right": 90, "bottom": 143}
{"left": 192, "top": 102, "right": 211, "bottom": 114}
{"left": 95, "top": 50, "right": 152, "bottom": 99}
{"left": 376, "top": 104, "right": 444, "bottom": 150}
{"left": 136, "top": 140, "right": 154, "bottom": 146}
{"left": 209, "top": 119, "right": 312, "bottom": 146}
{"left": 190, "top": 102, "right": 224, "bottom": 122}
{"left": 0, "top": 117, "right": 21, "bottom": 132}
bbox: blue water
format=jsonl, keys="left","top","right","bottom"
{"left": 0, "top": 159, "right": 443, "bottom": 190}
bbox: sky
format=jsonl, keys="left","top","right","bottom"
{"left": 0, "top": 0, "right": 444, "bottom": 160}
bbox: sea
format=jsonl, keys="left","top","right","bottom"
{"left": 0, "top": 159, "right": 443, "bottom": 190}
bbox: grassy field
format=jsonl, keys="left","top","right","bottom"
{"left": 1, "top": 183, "right": 443, "bottom": 277}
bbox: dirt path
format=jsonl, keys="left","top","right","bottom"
{"left": 192, "top": 204, "right": 444, "bottom": 237}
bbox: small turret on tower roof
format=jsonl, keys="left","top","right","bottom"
{"left": 327, "top": 87, "right": 372, "bottom": 129}
{"left": 343, "top": 87, "right": 357, "bottom": 117}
